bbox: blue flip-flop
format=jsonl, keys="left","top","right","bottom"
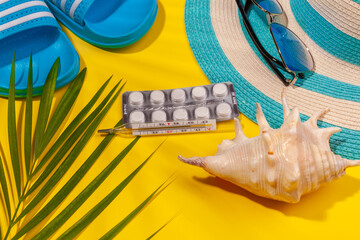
{"left": 0, "top": 0, "right": 80, "bottom": 98}
{"left": 45, "top": 0, "right": 158, "bottom": 48}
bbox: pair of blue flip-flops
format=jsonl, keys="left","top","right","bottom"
{"left": 0, "top": 0, "right": 158, "bottom": 97}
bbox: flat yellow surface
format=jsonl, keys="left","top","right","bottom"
{"left": 1, "top": 0, "right": 360, "bottom": 239}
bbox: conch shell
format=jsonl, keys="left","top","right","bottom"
{"left": 179, "top": 89, "right": 360, "bottom": 203}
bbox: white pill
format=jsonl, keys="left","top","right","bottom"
{"left": 152, "top": 110, "right": 167, "bottom": 122}
{"left": 195, "top": 107, "right": 210, "bottom": 119}
{"left": 171, "top": 89, "right": 186, "bottom": 103}
{"left": 192, "top": 86, "right": 207, "bottom": 101}
{"left": 216, "top": 103, "right": 232, "bottom": 118}
{"left": 150, "top": 90, "right": 165, "bottom": 105}
{"left": 173, "top": 109, "right": 188, "bottom": 121}
{"left": 129, "top": 111, "right": 145, "bottom": 123}
{"left": 128, "top": 92, "right": 144, "bottom": 106}
{"left": 212, "top": 83, "right": 228, "bottom": 98}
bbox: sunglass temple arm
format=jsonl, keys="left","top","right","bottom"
{"left": 237, "top": 0, "right": 291, "bottom": 86}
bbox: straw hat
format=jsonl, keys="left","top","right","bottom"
{"left": 185, "top": 0, "right": 360, "bottom": 160}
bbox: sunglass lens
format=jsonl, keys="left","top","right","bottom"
{"left": 270, "top": 23, "right": 314, "bottom": 72}
{"left": 254, "top": 0, "right": 283, "bottom": 14}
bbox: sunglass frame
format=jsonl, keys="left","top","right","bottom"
{"left": 236, "top": 0, "right": 314, "bottom": 86}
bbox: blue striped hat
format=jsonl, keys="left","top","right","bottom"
{"left": 185, "top": 0, "right": 360, "bottom": 160}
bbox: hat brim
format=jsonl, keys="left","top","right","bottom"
{"left": 185, "top": 0, "right": 360, "bottom": 159}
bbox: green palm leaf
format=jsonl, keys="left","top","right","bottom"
{"left": 36, "top": 68, "right": 87, "bottom": 158}
{"left": 8, "top": 54, "right": 21, "bottom": 197}
{"left": 17, "top": 82, "right": 123, "bottom": 222}
{"left": 146, "top": 212, "right": 178, "bottom": 239}
{"left": 100, "top": 182, "right": 167, "bottom": 240}
{"left": 33, "top": 58, "right": 59, "bottom": 158}
{"left": 1, "top": 56, "right": 170, "bottom": 240}
{"left": 147, "top": 222, "right": 169, "bottom": 240}
{"left": 0, "top": 156, "right": 11, "bottom": 220}
{"left": 24, "top": 81, "right": 121, "bottom": 198}
{"left": 34, "top": 137, "right": 147, "bottom": 240}
{"left": 57, "top": 142, "right": 162, "bottom": 240}
{"left": 24, "top": 54, "right": 33, "bottom": 176}
{"left": 30, "top": 77, "right": 112, "bottom": 177}
{"left": 13, "top": 119, "right": 122, "bottom": 237}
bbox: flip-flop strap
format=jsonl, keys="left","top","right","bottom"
{"left": 0, "top": 0, "right": 59, "bottom": 40}
{"left": 50, "top": 0, "right": 95, "bottom": 25}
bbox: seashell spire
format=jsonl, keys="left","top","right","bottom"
{"left": 179, "top": 89, "right": 360, "bottom": 203}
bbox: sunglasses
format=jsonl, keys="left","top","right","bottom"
{"left": 235, "top": 0, "right": 314, "bottom": 86}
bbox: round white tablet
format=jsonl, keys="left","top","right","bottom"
{"left": 212, "top": 83, "right": 228, "bottom": 98}
{"left": 195, "top": 107, "right": 210, "bottom": 119}
{"left": 171, "top": 89, "right": 186, "bottom": 103}
{"left": 152, "top": 110, "right": 167, "bottom": 122}
{"left": 192, "top": 86, "right": 207, "bottom": 101}
{"left": 128, "top": 92, "right": 144, "bottom": 106}
{"left": 216, "top": 103, "right": 232, "bottom": 118}
{"left": 150, "top": 90, "right": 165, "bottom": 105}
{"left": 173, "top": 109, "right": 188, "bottom": 121}
{"left": 129, "top": 111, "right": 145, "bottom": 123}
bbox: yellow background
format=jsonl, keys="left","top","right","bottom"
{"left": 1, "top": 0, "right": 360, "bottom": 239}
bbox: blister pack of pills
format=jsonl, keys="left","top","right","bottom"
{"left": 122, "top": 82, "right": 239, "bottom": 129}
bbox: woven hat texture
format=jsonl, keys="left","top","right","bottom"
{"left": 185, "top": 0, "right": 360, "bottom": 160}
